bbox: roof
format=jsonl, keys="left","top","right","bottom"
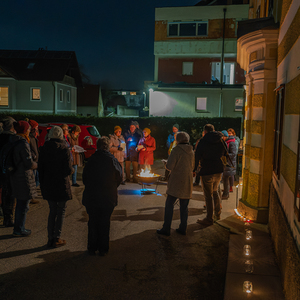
{"left": 0, "top": 49, "right": 82, "bottom": 87}
{"left": 195, "top": 0, "right": 247, "bottom": 5}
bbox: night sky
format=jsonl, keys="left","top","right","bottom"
{"left": 2, "top": 0, "right": 199, "bottom": 90}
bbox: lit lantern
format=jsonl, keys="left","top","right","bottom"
{"left": 243, "top": 281, "right": 253, "bottom": 293}
{"left": 244, "top": 260, "right": 254, "bottom": 273}
{"left": 243, "top": 245, "right": 251, "bottom": 256}
{"left": 246, "top": 229, "right": 252, "bottom": 240}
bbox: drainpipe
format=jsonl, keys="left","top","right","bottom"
{"left": 52, "top": 81, "right": 57, "bottom": 114}
{"left": 219, "top": 7, "right": 227, "bottom": 117}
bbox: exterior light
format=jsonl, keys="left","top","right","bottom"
{"left": 244, "top": 260, "right": 254, "bottom": 273}
{"left": 149, "top": 88, "right": 153, "bottom": 92}
{"left": 246, "top": 229, "right": 252, "bottom": 240}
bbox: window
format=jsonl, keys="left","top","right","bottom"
{"left": 182, "top": 62, "right": 193, "bottom": 75}
{"left": 235, "top": 98, "right": 243, "bottom": 111}
{"left": 168, "top": 22, "right": 208, "bottom": 37}
{"left": 121, "top": 91, "right": 126, "bottom": 95}
{"left": 130, "top": 92, "right": 136, "bottom": 95}
{"left": 273, "top": 85, "right": 285, "bottom": 179}
{"left": 0, "top": 87, "right": 8, "bottom": 106}
{"left": 59, "top": 89, "right": 63, "bottom": 102}
{"left": 211, "top": 62, "right": 235, "bottom": 84}
{"left": 196, "top": 97, "right": 207, "bottom": 111}
{"left": 31, "top": 88, "right": 41, "bottom": 101}
{"left": 67, "top": 90, "right": 70, "bottom": 103}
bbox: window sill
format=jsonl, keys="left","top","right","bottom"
{"left": 196, "top": 110, "right": 210, "bottom": 113}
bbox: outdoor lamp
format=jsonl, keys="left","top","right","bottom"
{"left": 244, "top": 260, "right": 254, "bottom": 273}
{"left": 243, "top": 245, "right": 251, "bottom": 256}
{"left": 243, "top": 281, "right": 253, "bottom": 293}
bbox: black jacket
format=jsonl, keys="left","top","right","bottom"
{"left": 38, "top": 139, "right": 74, "bottom": 201}
{"left": 195, "top": 131, "right": 226, "bottom": 176}
{"left": 124, "top": 130, "right": 142, "bottom": 161}
{"left": 10, "top": 135, "right": 37, "bottom": 200}
{"left": 82, "top": 150, "right": 122, "bottom": 209}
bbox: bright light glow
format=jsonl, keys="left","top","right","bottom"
{"left": 234, "top": 208, "right": 242, "bottom": 217}
{"left": 139, "top": 166, "right": 154, "bottom": 177}
{"left": 246, "top": 229, "right": 252, "bottom": 240}
{"left": 149, "top": 88, "right": 153, "bottom": 92}
{"left": 149, "top": 91, "right": 177, "bottom": 116}
{"left": 243, "top": 281, "right": 253, "bottom": 293}
{"left": 243, "top": 245, "right": 251, "bottom": 256}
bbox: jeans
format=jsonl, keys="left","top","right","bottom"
{"left": 162, "top": 195, "right": 190, "bottom": 233}
{"left": 201, "top": 173, "right": 222, "bottom": 223}
{"left": 86, "top": 205, "right": 114, "bottom": 253}
{"left": 72, "top": 165, "right": 78, "bottom": 184}
{"left": 33, "top": 169, "right": 40, "bottom": 187}
{"left": 14, "top": 199, "right": 30, "bottom": 233}
{"left": 125, "top": 161, "right": 138, "bottom": 181}
{"left": 47, "top": 201, "right": 67, "bottom": 240}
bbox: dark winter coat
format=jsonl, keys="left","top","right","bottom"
{"left": 223, "top": 136, "right": 237, "bottom": 177}
{"left": 166, "top": 131, "right": 180, "bottom": 149}
{"left": 10, "top": 135, "right": 37, "bottom": 200}
{"left": 82, "top": 150, "right": 122, "bottom": 209}
{"left": 138, "top": 135, "right": 156, "bottom": 165}
{"left": 124, "top": 130, "right": 142, "bottom": 161}
{"left": 69, "top": 133, "right": 82, "bottom": 166}
{"left": 195, "top": 131, "right": 226, "bottom": 176}
{"left": 38, "top": 139, "right": 74, "bottom": 201}
{"left": 29, "top": 134, "right": 39, "bottom": 162}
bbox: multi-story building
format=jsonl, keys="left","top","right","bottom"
{"left": 0, "top": 49, "right": 82, "bottom": 115}
{"left": 147, "top": 0, "right": 249, "bottom": 118}
{"left": 237, "top": 0, "right": 300, "bottom": 298}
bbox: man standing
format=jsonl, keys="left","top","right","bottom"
{"left": 82, "top": 137, "right": 122, "bottom": 256}
{"left": 195, "top": 124, "right": 225, "bottom": 226}
{"left": 0, "top": 116, "right": 17, "bottom": 227}
{"left": 124, "top": 121, "right": 142, "bottom": 183}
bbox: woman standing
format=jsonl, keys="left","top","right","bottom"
{"left": 38, "top": 126, "right": 74, "bottom": 248}
{"left": 11, "top": 121, "right": 37, "bottom": 237}
{"left": 137, "top": 128, "right": 156, "bottom": 170}
{"left": 109, "top": 126, "right": 126, "bottom": 185}
{"left": 69, "top": 125, "right": 82, "bottom": 187}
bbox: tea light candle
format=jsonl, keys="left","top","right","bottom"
{"left": 243, "top": 281, "right": 253, "bottom": 293}
{"left": 243, "top": 217, "right": 247, "bottom": 222}
{"left": 244, "top": 260, "right": 254, "bottom": 273}
{"left": 246, "top": 229, "right": 252, "bottom": 240}
{"left": 243, "top": 245, "right": 251, "bottom": 256}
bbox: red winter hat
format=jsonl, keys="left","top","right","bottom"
{"left": 28, "top": 119, "right": 38, "bottom": 128}
{"left": 14, "top": 121, "right": 30, "bottom": 134}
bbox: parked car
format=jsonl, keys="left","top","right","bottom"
{"left": 38, "top": 123, "right": 100, "bottom": 160}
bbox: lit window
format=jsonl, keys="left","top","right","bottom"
{"left": 122, "top": 91, "right": 126, "bottom": 95}
{"left": 0, "top": 87, "right": 8, "bottom": 106}
{"left": 130, "top": 92, "right": 136, "bottom": 95}
{"left": 211, "top": 62, "right": 235, "bottom": 84}
{"left": 196, "top": 97, "right": 207, "bottom": 111}
{"left": 182, "top": 62, "right": 193, "bottom": 75}
{"left": 59, "top": 89, "right": 63, "bottom": 102}
{"left": 67, "top": 90, "right": 70, "bottom": 103}
{"left": 235, "top": 98, "right": 243, "bottom": 111}
{"left": 31, "top": 88, "right": 41, "bottom": 100}
{"left": 168, "top": 22, "right": 208, "bottom": 37}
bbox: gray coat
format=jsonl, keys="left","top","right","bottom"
{"left": 10, "top": 135, "right": 37, "bottom": 200}
{"left": 109, "top": 134, "right": 125, "bottom": 163}
{"left": 166, "top": 143, "right": 194, "bottom": 199}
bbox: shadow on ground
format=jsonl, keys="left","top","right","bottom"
{"left": 0, "top": 225, "right": 229, "bottom": 300}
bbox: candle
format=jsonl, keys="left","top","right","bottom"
{"left": 243, "top": 281, "right": 253, "bottom": 293}
{"left": 243, "top": 245, "right": 251, "bottom": 256}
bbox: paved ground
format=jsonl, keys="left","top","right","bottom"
{"left": 0, "top": 161, "right": 236, "bottom": 300}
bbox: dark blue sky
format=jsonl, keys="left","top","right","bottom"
{"left": 2, "top": 0, "right": 199, "bottom": 90}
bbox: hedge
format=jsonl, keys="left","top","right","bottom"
{"left": 0, "top": 113, "right": 242, "bottom": 159}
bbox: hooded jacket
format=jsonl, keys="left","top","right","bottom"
{"left": 195, "top": 131, "right": 226, "bottom": 176}
{"left": 166, "top": 143, "right": 194, "bottom": 199}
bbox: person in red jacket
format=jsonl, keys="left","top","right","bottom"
{"left": 137, "top": 128, "right": 156, "bottom": 170}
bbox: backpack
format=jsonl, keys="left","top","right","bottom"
{"left": 0, "top": 139, "right": 23, "bottom": 177}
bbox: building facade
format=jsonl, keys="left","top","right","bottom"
{"left": 0, "top": 49, "right": 82, "bottom": 115}
{"left": 237, "top": 0, "right": 300, "bottom": 298}
{"left": 147, "top": 1, "right": 249, "bottom": 118}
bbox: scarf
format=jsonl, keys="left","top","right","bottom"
{"left": 17, "top": 133, "right": 30, "bottom": 143}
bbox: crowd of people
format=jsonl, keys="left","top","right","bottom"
{"left": 0, "top": 116, "right": 240, "bottom": 255}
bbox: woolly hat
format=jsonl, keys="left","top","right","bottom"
{"left": 173, "top": 124, "right": 179, "bottom": 130}
{"left": 176, "top": 132, "right": 190, "bottom": 144}
{"left": 130, "top": 121, "right": 137, "bottom": 126}
{"left": 28, "top": 119, "right": 38, "bottom": 129}
{"left": 14, "top": 121, "right": 30, "bottom": 134}
{"left": 114, "top": 126, "right": 122, "bottom": 132}
{"left": 143, "top": 128, "right": 151, "bottom": 135}
{"left": 0, "top": 116, "right": 17, "bottom": 131}
{"left": 48, "top": 126, "right": 64, "bottom": 140}
{"left": 221, "top": 130, "right": 229, "bottom": 137}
